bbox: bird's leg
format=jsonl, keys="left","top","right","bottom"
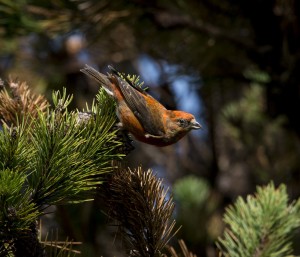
{"left": 111, "top": 121, "right": 134, "bottom": 154}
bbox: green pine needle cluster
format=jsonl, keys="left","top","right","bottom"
{"left": 0, "top": 82, "right": 127, "bottom": 255}
{"left": 113, "top": 69, "right": 146, "bottom": 90}
{"left": 126, "top": 74, "right": 145, "bottom": 89}
{"left": 0, "top": 169, "right": 39, "bottom": 237}
{"left": 28, "top": 88, "right": 124, "bottom": 207}
{"left": 217, "top": 183, "right": 300, "bottom": 257}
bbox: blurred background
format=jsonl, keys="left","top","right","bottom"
{"left": 1, "top": 0, "right": 300, "bottom": 256}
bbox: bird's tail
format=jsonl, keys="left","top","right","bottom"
{"left": 80, "top": 65, "right": 113, "bottom": 95}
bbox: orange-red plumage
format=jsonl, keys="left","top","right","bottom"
{"left": 81, "top": 65, "right": 201, "bottom": 146}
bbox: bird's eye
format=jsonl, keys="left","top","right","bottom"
{"left": 177, "top": 118, "right": 189, "bottom": 127}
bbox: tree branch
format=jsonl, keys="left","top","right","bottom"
{"left": 149, "top": 9, "right": 271, "bottom": 54}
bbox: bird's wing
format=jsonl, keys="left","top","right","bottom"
{"left": 113, "top": 75, "right": 166, "bottom": 136}
{"left": 81, "top": 64, "right": 166, "bottom": 136}
{"left": 108, "top": 65, "right": 146, "bottom": 95}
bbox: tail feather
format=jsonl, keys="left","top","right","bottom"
{"left": 80, "top": 65, "right": 113, "bottom": 95}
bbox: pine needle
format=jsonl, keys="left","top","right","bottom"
{"left": 0, "top": 79, "right": 48, "bottom": 126}
{"left": 217, "top": 183, "right": 300, "bottom": 257}
{"left": 99, "top": 167, "right": 178, "bottom": 257}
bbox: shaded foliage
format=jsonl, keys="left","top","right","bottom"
{"left": 99, "top": 167, "right": 177, "bottom": 257}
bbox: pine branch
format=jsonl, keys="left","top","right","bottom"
{"left": 99, "top": 167, "right": 178, "bottom": 257}
{"left": 28, "top": 88, "right": 126, "bottom": 207}
{"left": 0, "top": 122, "right": 33, "bottom": 171}
{"left": 0, "top": 169, "right": 40, "bottom": 255}
{"left": 13, "top": 221, "right": 45, "bottom": 257}
{"left": 217, "top": 183, "right": 300, "bottom": 257}
{"left": 0, "top": 79, "right": 48, "bottom": 127}
{"left": 0, "top": 76, "right": 133, "bottom": 255}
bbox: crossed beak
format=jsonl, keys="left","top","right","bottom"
{"left": 190, "top": 119, "right": 202, "bottom": 130}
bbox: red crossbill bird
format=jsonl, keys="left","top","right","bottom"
{"left": 80, "top": 65, "right": 201, "bottom": 147}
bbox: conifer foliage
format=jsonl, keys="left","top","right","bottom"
{"left": 217, "top": 183, "right": 300, "bottom": 257}
{"left": 99, "top": 167, "right": 177, "bottom": 257}
{"left": 0, "top": 79, "right": 126, "bottom": 255}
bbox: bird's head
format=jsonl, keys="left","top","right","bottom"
{"left": 168, "top": 111, "right": 202, "bottom": 133}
